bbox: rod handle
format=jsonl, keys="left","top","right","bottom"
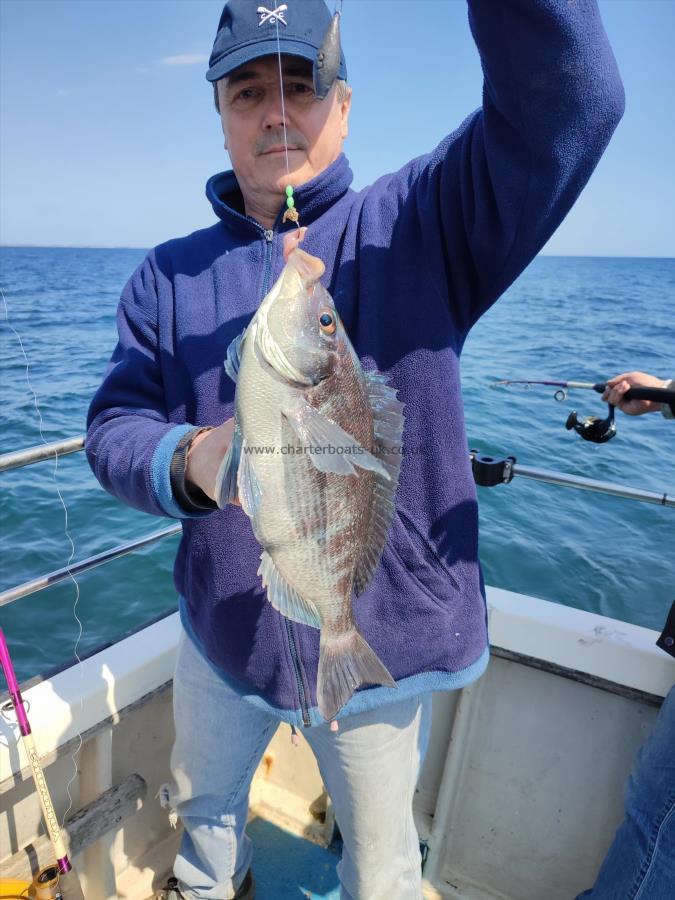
{"left": 58, "top": 867, "right": 86, "bottom": 900}
{"left": 625, "top": 387, "right": 675, "bottom": 404}
{"left": 21, "top": 732, "right": 68, "bottom": 858}
{"left": 593, "top": 384, "right": 675, "bottom": 405}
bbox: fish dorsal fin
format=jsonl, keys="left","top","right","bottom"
{"left": 258, "top": 550, "right": 322, "bottom": 629}
{"left": 354, "top": 370, "right": 405, "bottom": 597}
{"left": 224, "top": 329, "right": 246, "bottom": 383}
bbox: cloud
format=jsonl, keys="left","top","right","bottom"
{"left": 158, "top": 54, "right": 208, "bottom": 66}
{"left": 57, "top": 89, "right": 69, "bottom": 97}
{"left": 135, "top": 67, "right": 150, "bottom": 75}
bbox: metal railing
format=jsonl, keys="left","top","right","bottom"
{"left": 469, "top": 452, "right": 675, "bottom": 508}
{"left": 0, "top": 436, "right": 85, "bottom": 472}
{"left": 0, "top": 436, "right": 672, "bottom": 610}
{"left": 510, "top": 462, "right": 674, "bottom": 506}
{"left": 0, "top": 526, "right": 181, "bottom": 609}
{"left": 0, "top": 436, "right": 181, "bottom": 609}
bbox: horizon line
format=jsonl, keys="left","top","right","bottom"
{"left": 1, "top": 244, "right": 673, "bottom": 261}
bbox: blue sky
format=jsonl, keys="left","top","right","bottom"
{"left": 1, "top": 0, "right": 673, "bottom": 255}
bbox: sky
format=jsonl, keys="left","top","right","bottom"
{"left": 0, "top": 0, "right": 673, "bottom": 256}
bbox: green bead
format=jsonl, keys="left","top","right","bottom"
{"left": 285, "top": 185, "right": 294, "bottom": 197}
{"left": 286, "top": 197, "right": 295, "bottom": 208}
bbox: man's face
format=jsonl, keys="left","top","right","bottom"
{"left": 217, "top": 55, "right": 351, "bottom": 202}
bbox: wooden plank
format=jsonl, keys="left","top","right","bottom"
{"left": 1, "top": 773, "right": 146, "bottom": 880}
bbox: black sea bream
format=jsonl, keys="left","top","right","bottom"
{"left": 216, "top": 243, "right": 404, "bottom": 720}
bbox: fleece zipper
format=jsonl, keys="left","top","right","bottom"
{"left": 286, "top": 620, "right": 311, "bottom": 727}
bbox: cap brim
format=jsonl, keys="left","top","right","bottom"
{"left": 207, "top": 39, "right": 321, "bottom": 83}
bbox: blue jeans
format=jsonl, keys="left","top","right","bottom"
{"left": 577, "top": 684, "right": 675, "bottom": 899}
{"left": 162, "top": 629, "right": 433, "bottom": 900}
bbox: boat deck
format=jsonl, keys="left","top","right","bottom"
{"left": 151, "top": 816, "right": 344, "bottom": 899}
{"left": 239, "top": 817, "right": 341, "bottom": 899}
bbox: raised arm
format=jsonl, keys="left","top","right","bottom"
{"left": 390, "top": 0, "right": 625, "bottom": 333}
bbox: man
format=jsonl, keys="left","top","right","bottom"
{"left": 577, "top": 371, "right": 674, "bottom": 899}
{"left": 86, "top": 1, "right": 624, "bottom": 897}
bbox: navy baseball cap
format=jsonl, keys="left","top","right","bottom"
{"left": 206, "top": 0, "right": 347, "bottom": 83}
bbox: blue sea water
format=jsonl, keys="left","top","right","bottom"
{"left": 1, "top": 247, "right": 673, "bottom": 682}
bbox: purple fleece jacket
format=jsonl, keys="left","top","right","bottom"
{"left": 86, "top": 0, "right": 624, "bottom": 726}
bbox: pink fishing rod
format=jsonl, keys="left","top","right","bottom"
{"left": 0, "top": 628, "right": 85, "bottom": 899}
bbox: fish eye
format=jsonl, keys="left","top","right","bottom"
{"left": 318, "top": 309, "right": 336, "bottom": 335}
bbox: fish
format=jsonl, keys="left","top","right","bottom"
{"left": 314, "top": 10, "right": 342, "bottom": 101}
{"left": 215, "top": 234, "right": 404, "bottom": 720}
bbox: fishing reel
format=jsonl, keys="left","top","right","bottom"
{"left": 565, "top": 403, "right": 617, "bottom": 443}
{"left": 33, "top": 865, "right": 63, "bottom": 900}
{"left": 496, "top": 378, "right": 675, "bottom": 445}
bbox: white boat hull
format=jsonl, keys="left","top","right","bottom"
{"left": 1, "top": 587, "right": 671, "bottom": 899}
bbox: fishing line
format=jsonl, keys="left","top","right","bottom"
{"left": 274, "top": 6, "right": 301, "bottom": 227}
{"left": 271, "top": 2, "right": 344, "bottom": 731}
{"left": 0, "top": 285, "right": 84, "bottom": 830}
{"left": 274, "top": 14, "right": 291, "bottom": 186}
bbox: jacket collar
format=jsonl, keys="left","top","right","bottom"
{"left": 205, "top": 153, "right": 354, "bottom": 237}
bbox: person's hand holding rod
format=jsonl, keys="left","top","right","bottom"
{"left": 602, "top": 371, "right": 675, "bottom": 417}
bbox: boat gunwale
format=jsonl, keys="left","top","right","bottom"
{"left": 1, "top": 588, "right": 671, "bottom": 785}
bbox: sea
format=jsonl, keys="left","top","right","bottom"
{"left": 1, "top": 247, "right": 673, "bottom": 682}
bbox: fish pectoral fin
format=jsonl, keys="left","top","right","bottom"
{"left": 282, "top": 400, "right": 389, "bottom": 478}
{"left": 214, "top": 424, "right": 242, "bottom": 509}
{"left": 237, "top": 439, "right": 262, "bottom": 518}
{"left": 224, "top": 328, "right": 246, "bottom": 383}
{"left": 258, "top": 551, "right": 322, "bottom": 629}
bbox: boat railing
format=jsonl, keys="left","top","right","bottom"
{"left": 0, "top": 436, "right": 672, "bottom": 612}
{"left": 0, "top": 435, "right": 181, "bottom": 610}
{"left": 0, "top": 435, "right": 85, "bottom": 472}
{"left": 469, "top": 450, "right": 675, "bottom": 507}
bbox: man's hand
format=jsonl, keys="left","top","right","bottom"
{"left": 186, "top": 418, "right": 240, "bottom": 504}
{"left": 601, "top": 372, "right": 669, "bottom": 416}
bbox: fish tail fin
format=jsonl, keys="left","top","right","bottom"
{"left": 317, "top": 629, "right": 396, "bottom": 721}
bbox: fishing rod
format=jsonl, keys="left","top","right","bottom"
{"left": 0, "top": 629, "right": 85, "bottom": 900}
{"left": 493, "top": 379, "right": 675, "bottom": 444}
{"left": 2, "top": 286, "right": 86, "bottom": 892}
{"left": 493, "top": 379, "right": 675, "bottom": 403}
